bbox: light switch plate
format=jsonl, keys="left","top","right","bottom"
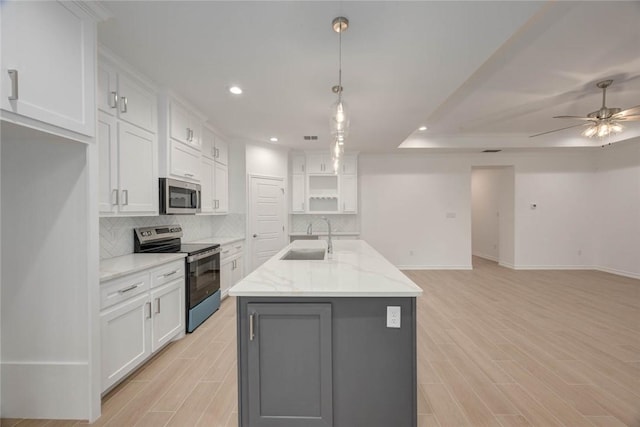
{"left": 387, "top": 306, "right": 401, "bottom": 328}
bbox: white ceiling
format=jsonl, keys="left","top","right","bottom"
{"left": 98, "top": 1, "right": 640, "bottom": 153}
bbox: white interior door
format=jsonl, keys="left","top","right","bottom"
{"left": 249, "top": 176, "right": 286, "bottom": 271}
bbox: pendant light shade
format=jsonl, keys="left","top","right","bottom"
{"left": 329, "top": 16, "right": 349, "bottom": 165}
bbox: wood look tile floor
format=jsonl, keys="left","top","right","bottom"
{"left": 3, "top": 257, "right": 639, "bottom": 427}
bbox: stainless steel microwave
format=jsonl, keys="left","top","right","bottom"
{"left": 159, "top": 178, "right": 201, "bottom": 214}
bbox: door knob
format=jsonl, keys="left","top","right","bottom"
{"left": 253, "top": 234, "right": 257, "bottom": 238}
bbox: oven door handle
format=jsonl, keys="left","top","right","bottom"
{"left": 187, "top": 248, "right": 221, "bottom": 263}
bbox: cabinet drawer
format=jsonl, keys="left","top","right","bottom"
{"left": 220, "top": 242, "right": 243, "bottom": 262}
{"left": 101, "top": 272, "right": 150, "bottom": 310}
{"left": 150, "top": 260, "right": 185, "bottom": 289}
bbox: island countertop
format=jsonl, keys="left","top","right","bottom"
{"left": 229, "top": 239, "right": 423, "bottom": 297}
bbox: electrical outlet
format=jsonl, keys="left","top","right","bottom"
{"left": 387, "top": 306, "right": 401, "bottom": 328}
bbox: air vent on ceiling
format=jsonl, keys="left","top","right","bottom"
{"left": 303, "top": 135, "right": 319, "bottom": 141}
{"left": 482, "top": 149, "right": 502, "bottom": 153}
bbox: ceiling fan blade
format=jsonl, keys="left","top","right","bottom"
{"left": 529, "top": 123, "right": 587, "bottom": 138}
{"left": 552, "top": 115, "right": 595, "bottom": 121}
{"left": 611, "top": 105, "right": 640, "bottom": 119}
{"left": 614, "top": 115, "right": 640, "bottom": 121}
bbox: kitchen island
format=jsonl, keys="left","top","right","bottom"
{"left": 229, "top": 239, "right": 423, "bottom": 427}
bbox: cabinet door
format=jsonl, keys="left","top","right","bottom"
{"left": 169, "top": 100, "right": 192, "bottom": 145}
{"left": 150, "top": 279, "right": 184, "bottom": 353}
{"left": 214, "top": 162, "right": 228, "bottom": 213}
{"left": 341, "top": 174, "right": 358, "bottom": 214}
{"left": 97, "top": 62, "right": 118, "bottom": 115}
{"left": 246, "top": 303, "right": 333, "bottom": 427}
{"left": 306, "top": 153, "right": 328, "bottom": 174}
{"left": 101, "top": 293, "right": 151, "bottom": 392}
{"left": 201, "top": 126, "right": 216, "bottom": 160}
{"left": 291, "top": 174, "right": 306, "bottom": 213}
{"left": 215, "top": 137, "right": 229, "bottom": 166}
{"left": 232, "top": 256, "right": 244, "bottom": 285}
{"left": 1, "top": 0, "right": 95, "bottom": 137}
{"left": 341, "top": 154, "right": 358, "bottom": 175}
{"left": 200, "top": 157, "right": 215, "bottom": 214}
{"left": 291, "top": 154, "right": 306, "bottom": 174}
{"left": 220, "top": 259, "right": 233, "bottom": 298}
{"left": 98, "top": 112, "right": 118, "bottom": 214}
{"left": 170, "top": 141, "right": 201, "bottom": 182}
{"left": 117, "top": 73, "right": 157, "bottom": 133}
{"left": 118, "top": 122, "right": 157, "bottom": 214}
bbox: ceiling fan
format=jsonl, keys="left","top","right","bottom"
{"left": 530, "top": 80, "right": 640, "bottom": 139}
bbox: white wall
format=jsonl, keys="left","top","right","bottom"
{"left": 498, "top": 166, "right": 515, "bottom": 268}
{"left": 1, "top": 125, "right": 94, "bottom": 419}
{"left": 594, "top": 141, "right": 640, "bottom": 278}
{"left": 228, "top": 140, "right": 247, "bottom": 214}
{"left": 471, "top": 168, "right": 502, "bottom": 261}
{"left": 359, "top": 151, "right": 597, "bottom": 270}
{"left": 360, "top": 154, "right": 472, "bottom": 269}
{"left": 246, "top": 143, "right": 289, "bottom": 179}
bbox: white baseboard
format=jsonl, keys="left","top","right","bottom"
{"left": 594, "top": 265, "right": 640, "bottom": 280}
{"left": 512, "top": 264, "right": 592, "bottom": 270}
{"left": 498, "top": 261, "right": 515, "bottom": 269}
{"left": 472, "top": 252, "right": 498, "bottom": 262}
{"left": 1, "top": 361, "right": 89, "bottom": 419}
{"left": 397, "top": 265, "right": 473, "bottom": 270}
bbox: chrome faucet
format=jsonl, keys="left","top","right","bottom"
{"left": 306, "top": 222, "right": 313, "bottom": 235}
{"left": 321, "top": 216, "right": 333, "bottom": 254}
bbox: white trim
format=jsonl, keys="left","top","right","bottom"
{"left": 594, "top": 266, "right": 640, "bottom": 280}
{"left": 472, "top": 252, "right": 498, "bottom": 262}
{"left": 499, "top": 261, "right": 515, "bottom": 269}
{"left": 513, "top": 265, "right": 593, "bottom": 270}
{"left": 397, "top": 265, "right": 473, "bottom": 270}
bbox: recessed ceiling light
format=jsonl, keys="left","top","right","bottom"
{"left": 229, "top": 86, "right": 243, "bottom": 95}
{"left": 269, "top": 137, "right": 278, "bottom": 142}
{"left": 418, "top": 126, "right": 428, "bottom": 131}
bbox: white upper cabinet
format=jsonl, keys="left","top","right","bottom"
{"left": 341, "top": 174, "right": 358, "bottom": 213}
{"left": 98, "top": 56, "right": 157, "bottom": 133}
{"left": 214, "top": 136, "right": 229, "bottom": 166}
{"left": 201, "top": 126, "right": 216, "bottom": 160}
{"left": 214, "top": 162, "right": 229, "bottom": 214}
{"left": 306, "top": 153, "right": 333, "bottom": 174}
{"left": 291, "top": 174, "right": 306, "bottom": 213}
{"left": 200, "top": 157, "right": 215, "bottom": 214}
{"left": 1, "top": 0, "right": 97, "bottom": 140}
{"left": 169, "top": 99, "right": 202, "bottom": 150}
{"left": 341, "top": 154, "right": 358, "bottom": 175}
{"left": 292, "top": 154, "right": 306, "bottom": 174}
{"left": 98, "top": 52, "right": 158, "bottom": 217}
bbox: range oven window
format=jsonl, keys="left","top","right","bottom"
{"left": 187, "top": 252, "right": 220, "bottom": 309}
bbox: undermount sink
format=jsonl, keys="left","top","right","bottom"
{"left": 281, "top": 248, "right": 326, "bottom": 260}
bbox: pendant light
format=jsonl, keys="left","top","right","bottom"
{"left": 330, "top": 16, "right": 349, "bottom": 173}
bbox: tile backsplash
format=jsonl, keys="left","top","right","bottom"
{"left": 290, "top": 214, "right": 360, "bottom": 234}
{"left": 100, "top": 214, "right": 245, "bottom": 259}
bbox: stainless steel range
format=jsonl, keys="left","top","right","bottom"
{"left": 134, "top": 225, "right": 221, "bottom": 332}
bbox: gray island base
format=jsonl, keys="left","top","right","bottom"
{"left": 230, "top": 240, "right": 423, "bottom": 427}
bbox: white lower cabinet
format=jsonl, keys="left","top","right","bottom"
{"left": 100, "top": 259, "right": 185, "bottom": 393}
{"left": 220, "top": 242, "right": 244, "bottom": 298}
{"left": 101, "top": 292, "right": 151, "bottom": 393}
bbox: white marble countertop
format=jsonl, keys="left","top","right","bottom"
{"left": 189, "top": 236, "right": 245, "bottom": 246}
{"left": 100, "top": 253, "right": 187, "bottom": 282}
{"left": 229, "top": 239, "right": 423, "bottom": 297}
{"left": 289, "top": 231, "right": 360, "bottom": 236}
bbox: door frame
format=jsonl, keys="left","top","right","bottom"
{"left": 246, "top": 174, "right": 287, "bottom": 273}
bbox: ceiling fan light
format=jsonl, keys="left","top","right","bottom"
{"left": 597, "top": 123, "right": 609, "bottom": 137}
{"left": 583, "top": 126, "right": 597, "bottom": 137}
{"left": 611, "top": 122, "right": 623, "bottom": 133}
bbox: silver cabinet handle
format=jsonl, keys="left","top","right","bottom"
{"left": 155, "top": 298, "right": 161, "bottom": 314}
{"left": 253, "top": 234, "right": 258, "bottom": 238}
{"left": 232, "top": 260, "right": 236, "bottom": 270}
{"left": 118, "top": 283, "right": 141, "bottom": 294}
{"left": 302, "top": 164, "right": 305, "bottom": 173}
{"left": 120, "top": 96, "right": 128, "bottom": 113}
{"left": 222, "top": 250, "right": 230, "bottom": 255}
{"left": 146, "top": 301, "right": 152, "bottom": 319}
{"left": 8, "top": 70, "right": 18, "bottom": 100}
{"left": 111, "top": 189, "right": 119, "bottom": 206}
{"left": 186, "top": 128, "right": 191, "bottom": 141}
{"left": 122, "top": 189, "right": 129, "bottom": 206}
{"left": 184, "top": 173, "right": 194, "bottom": 177}
{"left": 163, "top": 270, "right": 178, "bottom": 278}
{"left": 109, "top": 91, "right": 118, "bottom": 108}
{"left": 249, "top": 313, "right": 255, "bottom": 341}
